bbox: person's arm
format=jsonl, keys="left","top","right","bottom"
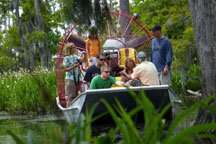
{"left": 130, "top": 66, "right": 141, "bottom": 80}
{"left": 64, "top": 63, "right": 80, "bottom": 72}
{"left": 115, "top": 81, "right": 125, "bottom": 86}
{"left": 165, "top": 40, "right": 173, "bottom": 67}
{"left": 150, "top": 41, "right": 153, "bottom": 62}
{"left": 98, "top": 39, "right": 102, "bottom": 53}
{"left": 119, "top": 70, "right": 131, "bottom": 80}
{"left": 85, "top": 39, "right": 90, "bottom": 59}
{"left": 62, "top": 56, "right": 80, "bottom": 72}
{"left": 163, "top": 40, "right": 173, "bottom": 75}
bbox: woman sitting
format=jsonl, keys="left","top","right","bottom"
{"left": 119, "top": 57, "right": 136, "bottom": 82}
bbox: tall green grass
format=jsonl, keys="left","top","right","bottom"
{"left": 0, "top": 68, "right": 57, "bottom": 114}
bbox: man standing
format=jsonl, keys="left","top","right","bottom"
{"left": 150, "top": 24, "right": 173, "bottom": 85}
{"left": 86, "top": 27, "right": 101, "bottom": 66}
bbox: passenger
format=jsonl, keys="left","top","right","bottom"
{"left": 127, "top": 51, "right": 159, "bottom": 86}
{"left": 62, "top": 43, "right": 83, "bottom": 103}
{"left": 79, "top": 51, "right": 89, "bottom": 93}
{"left": 84, "top": 53, "right": 106, "bottom": 86}
{"left": 86, "top": 27, "right": 101, "bottom": 66}
{"left": 119, "top": 57, "right": 136, "bottom": 82}
{"left": 90, "top": 65, "right": 125, "bottom": 89}
{"left": 80, "top": 51, "right": 89, "bottom": 73}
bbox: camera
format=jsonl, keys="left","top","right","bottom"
{"left": 76, "top": 59, "right": 82, "bottom": 65}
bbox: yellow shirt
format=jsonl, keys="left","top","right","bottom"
{"left": 86, "top": 38, "right": 100, "bottom": 57}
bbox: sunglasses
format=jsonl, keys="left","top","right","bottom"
{"left": 104, "top": 71, "right": 110, "bottom": 73}
{"left": 100, "top": 59, "right": 106, "bottom": 61}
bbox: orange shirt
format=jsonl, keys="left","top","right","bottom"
{"left": 86, "top": 38, "right": 101, "bottom": 57}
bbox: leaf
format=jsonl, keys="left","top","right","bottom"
{"left": 7, "top": 130, "right": 25, "bottom": 144}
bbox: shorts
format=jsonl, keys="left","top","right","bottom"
{"left": 127, "top": 79, "right": 144, "bottom": 87}
{"left": 65, "top": 79, "right": 78, "bottom": 100}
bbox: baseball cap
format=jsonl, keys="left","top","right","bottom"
{"left": 137, "top": 51, "right": 147, "bottom": 59}
{"left": 152, "top": 24, "right": 161, "bottom": 32}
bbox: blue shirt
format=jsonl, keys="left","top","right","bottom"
{"left": 150, "top": 37, "right": 173, "bottom": 72}
{"left": 84, "top": 65, "right": 101, "bottom": 82}
{"left": 84, "top": 65, "right": 115, "bottom": 82}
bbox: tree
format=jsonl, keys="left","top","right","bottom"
{"left": 119, "top": 0, "right": 131, "bottom": 39}
{"left": 0, "top": 0, "right": 61, "bottom": 72}
{"left": 61, "top": 0, "right": 109, "bottom": 34}
{"left": 189, "top": 0, "right": 216, "bottom": 143}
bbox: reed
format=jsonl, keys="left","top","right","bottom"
{"left": 0, "top": 69, "right": 57, "bottom": 114}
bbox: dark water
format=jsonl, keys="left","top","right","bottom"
{"left": 0, "top": 114, "right": 67, "bottom": 144}
{"left": 0, "top": 114, "right": 123, "bottom": 144}
{"left": 0, "top": 114, "right": 145, "bottom": 144}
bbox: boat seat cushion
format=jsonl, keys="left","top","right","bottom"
{"left": 118, "top": 48, "right": 137, "bottom": 68}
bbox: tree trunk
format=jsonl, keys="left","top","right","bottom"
{"left": 13, "top": 0, "right": 31, "bottom": 70}
{"left": 34, "top": 0, "right": 47, "bottom": 69}
{"left": 189, "top": 0, "right": 216, "bottom": 143}
{"left": 119, "top": 0, "right": 132, "bottom": 41}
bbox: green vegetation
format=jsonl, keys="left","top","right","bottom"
{"left": 6, "top": 90, "right": 216, "bottom": 144}
{"left": 0, "top": 69, "right": 57, "bottom": 114}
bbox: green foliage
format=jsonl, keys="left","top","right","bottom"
{"left": 46, "top": 31, "right": 61, "bottom": 54}
{"left": 2, "top": 26, "right": 21, "bottom": 48}
{"left": 0, "top": 57, "right": 16, "bottom": 73}
{"left": 26, "top": 31, "right": 46, "bottom": 43}
{"left": 171, "top": 64, "right": 201, "bottom": 96}
{"left": 60, "top": 0, "right": 109, "bottom": 34}
{"left": 185, "top": 64, "right": 201, "bottom": 91}
{"left": 0, "top": 69, "right": 57, "bottom": 114}
{"left": 171, "top": 71, "right": 183, "bottom": 95}
{"left": 131, "top": 0, "right": 191, "bottom": 37}
{"left": 61, "top": 0, "right": 92, "bottom": 26}
{"left": 0, "top": 26, "right": 21, "bottom": 73}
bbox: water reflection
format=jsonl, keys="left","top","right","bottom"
{"left": 0, "top": 114, "right": 65, "bottom": 144}
{"left": 0, "top": 114, "right": 146, "bottom": 144}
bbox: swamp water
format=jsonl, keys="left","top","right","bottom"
{"left": 0, "top": 114, "right": 67, "bottom": 144}
{"left": 0, "top": 103, "right": 197, "bottom": 144}
{"left": 0, "top": 114, "right": 119, "bottom": 144}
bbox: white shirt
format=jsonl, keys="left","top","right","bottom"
{"left": 131, "top": 61, "right": 159, "bottom": 85}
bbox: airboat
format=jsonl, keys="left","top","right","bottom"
{"left": 55, "top": 11, "right": 179, "bottom": 123}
